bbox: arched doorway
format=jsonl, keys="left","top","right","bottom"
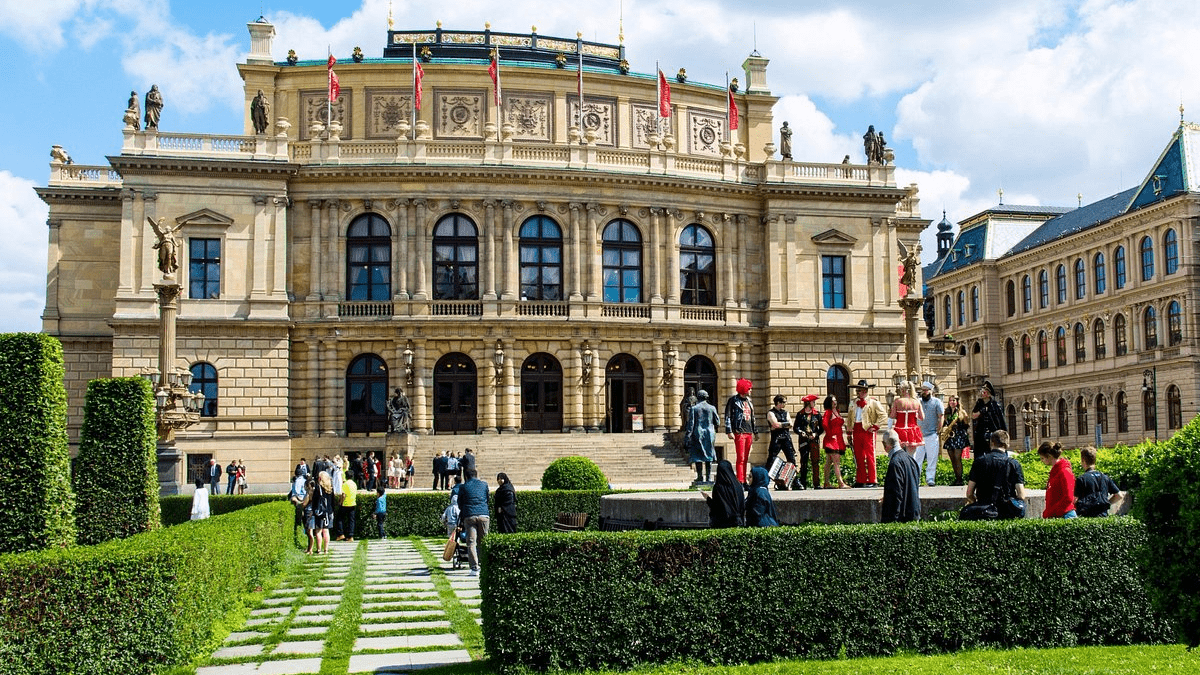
{"left": 605, "top": 354, "right": 644, "bottom": 433}
{"left": 433, "top": 353, "right": 477, "bottom": 433}
{"left": 346, "top": 354, "right": 388, "bottom": 434}
{"left": 521, "top": 353, "right": 563, "bottom": 432}
{"left": 683, "top": 355, "right": 718, "bottom": 403}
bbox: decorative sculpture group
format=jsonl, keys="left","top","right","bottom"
{"left": 124, "top": 86, "right": 163, "bottom": 130}
{"left": 863, "top": 124, "right": 888, "bottom": 165}
{"left": 147, "top": 216, "right": 183, "bottom": 278}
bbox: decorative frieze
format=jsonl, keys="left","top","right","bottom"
{"left": 435, "top": 90, "right": 486, "bottom": 139}
{"left": 632, "top": 103, "right": 671, "bottom": 148}
{"left": 366, "top": 88, "right": 413, "bottom": 138}
{"left": 501, "top": 92, "right": 552, "bottom": 142}
{"left": 300, "top": 90, "right": 351, "bottom": 140}
{"left": 688, "top": 109, "right": 727, "bottom": 156}
{"left": 568, "top": 96, "right": 615, "bottom": 146}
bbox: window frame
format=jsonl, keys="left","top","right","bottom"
{"left": 1140, "top": 235, "right": 1154, "bottom": 281}
{"left": 518, "top": 215, "right": 564, "bottom": 301}
{"left": 188, "top": 237, "right": 221, "bottom": 300}
{"left": 1164, "top": 229, "right": 1179, "bottom": 275}
{"left": 189, "top": 362, "right": 218, "bottom": 417}
{"left": 680, "top": 223, "right": 717, "bottom": 306}
{"left": 1114, "top": 245, "right": 1127, "bottom": 289}
{"left": 1074, "top": 258, "right": 1086, "bottom": 300}
{"left": 432, "top": 213, "right": 479, "bottom": 300}
{"left": 821, "top": 255, "right": 847, "bottom": 310}
{"left": 1056, "top": 265, "right": 1067, "bottom": 304}
{"left": 1094, "top": 252, "right": 1106, "bottom": 294}
{"left": 602, "top": 219, "right": 644, "bottom": 304}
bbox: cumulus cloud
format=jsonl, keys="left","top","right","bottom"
{"left": 0, "top": 0, "right": 91, "bottom": 50}
{"left": 0, "top": 172, "right": 50, "bottom": 333}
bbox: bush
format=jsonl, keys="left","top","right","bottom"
{"left": 541, "top": 456, "right": 608, "bottom": 490}
{"left": 0, "top": 333, "right": 75, "bottom": 553}
{"left": 73, "top": 378, "right": 160, "bottom": 545}
{"left": 0, "top": 501, "right": 293, "bottom": 675}
{"left": 1135, "top": 413, "right": 1200, "bottom": 648}
{"left": 353, "top": 489, "right": 612, "bottom": 539}
{"left": 160, "top": 493, "right": 286, "bottom": 527}
{"left": 482, "top": 518, "right": 1169, "bottom": 672}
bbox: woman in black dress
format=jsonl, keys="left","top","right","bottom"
{"left": 702, "top": 460, "right": 745, "bottom": 528}
{"left": 971, "top": 380, "right": 1006, "bottom": 460}
{"left": 495, "top": 473, "right": 518, "bottom": 533}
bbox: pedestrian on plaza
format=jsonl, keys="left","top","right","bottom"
{"left": 296, "top": 457, "right": 309, "bottom": 477}
{"left": 851, "top": 380, "right": 887, "bottom": 487}
{"left": 433, "top": 452, "right": 446, "bottom": 490}
{"left": 723, "top": 378, "right": 759, "bottom": 484}
{"left": 821, "top": 395, "right": 849, "bottom": 489}
{"left": 495, "top": 472, "right": 518, "bottom": 533}
{"left": 941, "top": 395, "right": 970, "bottom": 485}
{"left": 461, "top": 448, "right": 477, "bottom": 477}
{"left": 450, "top": 475, "right": 463, "bottom": 500}
{"left": 288, "top": 466, "right": 307, "bottom": 538}
{"left": 916, "top": 381, "right": 945, "bottom": 487}
{"left": 335, "top": 471, "right": 358, "bottom": 541}
{"left": 190, "top": 476, "right": 210, "bottom": 520}
{"left": 702, "top": 459, "right": 745, "bottom": 528}
{"left": 1039, "top": 441, "right": 1077, "bottom": 519}
{"left": 745, "top": 466, "right": 779, "bottom": 527}
{"left": 889, "top": 381, "right": 925, "bottom": 456}
{"left": 456, "top": 469, "right": 491, "bottom": 576}
{"left": 1074, "top": 446, "right": 1123, "bottom": 517}
{"left": 880, "top": 429, "right": 921, "bottom": 523}
{"left": 208, "top": 458, "right": 221, "bottom": 494}
{"left": 330, "top": 456, "right": 344, "bottom": 505}
{"left": 795, "top": 394, "right": 823, "bottom": 489}
{"left": 371, "top": 453, "right": 381, "bottom": 490}
{"left": 404, "top": 455, "right": 415, "bottom": 488}
{"left": 298, "top": 473, "right": 318, "bottom": 554}
{"left": 312, "top": 471, "right": 335, "bottom": 554}
{"left": 446, "top": 452, "right": 460, "bottom": 488}
{"left": 374, "top": 487, "right": 387, "bottom": 539}
{"left": 236, "top": 459, "right": 248, "bottom": 494}
{"left": 971, "top": 380, "right": 1006, "bottom": 460}
{"left": 388, "top": 454, "right": 400, "bottom": 489}
{"left": 764, "top": 395, "right": 799, "bottom": 489}
{"left": 962, "top": 431, "right": 1026, "bottom": 520}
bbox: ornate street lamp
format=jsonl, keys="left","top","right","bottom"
{"left": 1143, "top": 367, "right": 1158, "bottom": 441}
{"left": 663, "top": 342, "right": 677, "bottom": 383}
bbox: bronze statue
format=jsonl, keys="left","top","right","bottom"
{"left": 250, "top": 90, "right": 271, "bottom": 135}
{"left": 779, "top": 121, "right": 793, "bottom": 160}
{"left": 125, "top": 91, "right": 141, "bottom": 130}
{"left": 863, "top": 125, "right": 881, "bottom": 164}
{"left": 144, "top": 85, "right": 163, "bottom": 130}
{"left": 147, "top": 216, "right": 183, "bottom": 277}
{"left": 898, "top": 240, "right": 921, "bottom": 295}
{"left": 387, "top": 387, "right": 411, "bottom": 433}
{"left": 679, "top": 386, "right": 698, "bottom": 432}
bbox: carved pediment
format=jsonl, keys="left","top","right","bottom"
{"left": 175, "top": 208, "right": 234, "bottom": 228}
{"left": 811, "top": 229, "right": 857, "bottom": 246}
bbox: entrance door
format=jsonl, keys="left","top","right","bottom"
{"left": 434, "top": 353, "right": 477, "bottom": 433}
{"left": 605, "top": 354, "right": 643, "bottom": 433}
{"left": 521, "top": 353, "right": 563, "bottom": 432}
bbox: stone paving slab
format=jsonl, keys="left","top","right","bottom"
{"left": 296, "top": 603, "right": 340, "bottom": 615}
{"left": 361, "top": 610, "right": 444, "bottom": 621}
{"left": 285, "top": 626, "right": 328, "bottom": 637}
{"left": 250, "top": 606, "right": 291, "bottom": 617}
{"left": 212, "top": 644, "right": 266, "bottom": 659}
{"left": 243, "top": 617, "right": 283, "bottom": 628}
{"left": 224, "top": 631, "right": 266, "bottom": 643}
{"left": 359, "top": 620, "right": 452, "bottom": 632}
{"left": 361, "top": 602, "right": 442, "bottom": 611}
{"left": 353, "top": 633, "right": 462, "bottom": 651}
{"left": 348, "top": 649, "right": 471, "bottom": 673}
{"left": 197, "top": 656, "right": 324, "bottom": 675}
{"left": 272, "top": 639, "right": 325, "bottom": 655}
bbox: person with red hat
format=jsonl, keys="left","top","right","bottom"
{"left": 795, "top": 394, "right": 824, "bottom": 489}
{"left": 851, "top": 379, "right": 888, "bottom": 487}
{"left": 724, "top": 378, "right": 759, "bottom": 484}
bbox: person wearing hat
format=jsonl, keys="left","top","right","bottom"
{"left": 765, "top": 395, "right": 799, "bottom": 489}
{"left": 851, "top": 379, "right": 888, "bottom": 487}
{"left": 686, "top": 390, "right": 720, "bottom": 485}
{"left": 724, "top": 378, "right": 759, "bottom": 484}
{"left": 915, "top": 381, "right": 945, "bottom": 487}
{"left": 971, "top": 380, "right": 1006, "bottom": 460}
{"left": 795, "top": 394, "right": 824, "bottom": 489}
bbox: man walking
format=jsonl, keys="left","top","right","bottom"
{"left": 851, "top": 380, "right": 887, "bottom": 487}
{"left": 723, "top": 378, "right": 759, "bottom": 484}
{"left": 915, "top": 381, "right": 945, "bottom": 487}
{"left": 446, "top": 452, "right": 460, "bottom": 489}
{"left": 456, "top": 469, "right": 491, "bottom": 576}
{"left": 208, "top": 458, "right": 221, "bottom": 494}
{"left": 460, "top": 448, "right": 477, "bottom": 477}
{"left": 880, "top": 429, "right": 921, "bottom": 522}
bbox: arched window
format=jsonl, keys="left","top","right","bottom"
{"left": 957, "top": 291, "right": 965, "bottom": 326}
{"left": 1038, "top": 270, "right": 1049, "bottom": 309}
{"left": 1074, "top": 322, "right": 1086, "bottom": 362}
{"left": 1164, "top": 229, "right": 1179, "bottom": 275}
{"left": 1140, "top": 235, "right": 1154, "bottom": 281}
{"left": 680, "top": 224, "right": 716, "bottom": 306}
{"left": 602, "top": 219, "right": 642, "bottom": 303}
{"left": 347, "top": 213, "right": 392, "bottom": 301}
{"left": 1114, "top": 314, "right": 1128, "bottom": 356}
{"left": 1093, "top": 318, "right": 1107, "bottom": 358}
{"left": 1076, "top": 396, "right": 1088, "bottom": 436}
{"left": 827, "top": 365, "right": 850, "bottom": 414}
{"left": 1094, "top": 252, "right": 1106, "bottom": 294}
{"left": 684, "top": 355, "right": 719, "bottom": 405}
{"left": 1056, "top": 265, "right": 1067, "bottom": 304}
{"left": 433, "top": 214, "right": 479, "bottom": 300}
{"left": 1005, "top": 338, "right": 1016, "bottom": 375}
{"left": 943, "top": 295, "right": 952, "bottom": 332}
{"left": 1021, "top": 334, "right": 1032, "bottom": 372}
{"left": 1005, "top": 280, "right": 1016, "bottom": 317}
{"left": 189, "top": 362, "right": 218, "bottom": 417}
{"left": 1096, "top": 394, "right": 1108, "bottom": 435}
{"left": 1038, "top": 330, "right": 1049, "bottom": 369}
{"left": 1057, "top": 398, "right": 1069, "bottom": 437}
{"left": 1114, "top": 245, "right": 1127, "bottom": 289}
{"left": 1168, "top": 300, "right": 1183, "bottom": 346}
{"left": 1168, "top": 385, "right": 1182, "bottom": 429}
{"left": 1055, "top": 327, "right": 1067, "bottom": 366}
{"left": 971, "top": 286, "right": 980, "bottom": 322}
{"left": 518, "top": 215, "right": 563, "bottom": 301}
{"left": 1006, "top": 404, "right": 1017, "bottom": 437}
{"left": 1144, "top": 388, "right": 1157, "bottom": 433}
{"left": 346, "top": 354, "right": 389, "bottom": 434}
{"left": 1022, "top": 275, "right": 1032, "bottom": 313}
{"left": 1144, "top": 305, "right": 1158, "bottom": 349}
{"left": 1117, "top": 391, "right": 1129, "bottom": 432}
{"left": 1074, "top": 258, "right": 1086, "bottom": 300}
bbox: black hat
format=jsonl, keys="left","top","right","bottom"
{"left": 982, "top": 380, "right": 995, "bottom": 395}
{"left": 854, "top": 379, "right": 875, "bottom": 389}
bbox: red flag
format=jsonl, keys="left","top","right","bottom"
{"left": 414, "top": 59, "right": 425, "bottom": 110}
{"left": 327, "top": 55, "right": 340, "bottom": 101}
{"left": 488, "top": 51, "right": 501, "bottom": 107}
{"left": 657, "top": 69, "right": 671, "bottom": 118}
{"left": 727, "top": 87, "right": 739, "bottom": 131}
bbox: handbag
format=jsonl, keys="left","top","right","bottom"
{"left": 442, "top": 528, "right": 460, "bottom": 561}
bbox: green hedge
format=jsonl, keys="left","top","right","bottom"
{"left": 482, "top": 518, "right": 1169, "bottom": 672}
{"left": 160, "top": 493, "right": 286, "bottom": 527}
{"left": 0, "top": 501, "right": 293, "bottom": 675}
{"left": 73, "top": 378, "right": 159, "bottom": 545}
{"left": 348, "top": 489, "right": 612, "bottom": 538}
{"left": 0, "top": 333, "right": 75, "bottom": 553}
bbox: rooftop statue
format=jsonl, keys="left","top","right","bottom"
{"left": 144, "top": 85, "right": 163, "bottom": 131}
{"left": 779, "top": 121, "right": 793, "bottom": 160}
{"left": 251, "top": 90, "right": 271, "bottom": 135}
{"left": 125, "top": 90, "right": 141, "bottom": 130}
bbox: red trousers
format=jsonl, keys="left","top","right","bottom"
{"left": 733, "top": 433, "right": 754, "bottom": 483}
{"left": 852, "top": 423, "right": 877, "bottom": 485}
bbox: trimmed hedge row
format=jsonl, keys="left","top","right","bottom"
{"left": 0, "top": 333, "right": 75, "bottom": 553}
{"left": 0, "top": 501, "right": 293, "bottom": 675}
{"left": 160, "top": 493, "right": 286, "bottom": 527}
{"left": 482, "top": 518, "right": 1170, "bottom": 672}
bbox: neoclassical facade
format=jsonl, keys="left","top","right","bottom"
{"left": 927, "top": 122, "right": 1200, "bottom": 448}
{"left": 39, "top": 20, "right": 929, "bottom": 489}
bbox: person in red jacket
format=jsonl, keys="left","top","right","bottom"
{"left": 1038, "top": 441, "right": 1076, "bottom": 518}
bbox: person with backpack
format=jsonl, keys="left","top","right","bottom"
{"left": 1074, "top": 446, "right": 1123, "bottom": 517}
{"left": 962, "top": 430, "right": 1027, "bottom": 520}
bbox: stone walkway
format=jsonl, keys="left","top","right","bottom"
{"left": 197, "top": 538, "right": 480, "bottom": 675}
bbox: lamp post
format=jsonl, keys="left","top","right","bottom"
{"left": 1021, "top": 397, "right": 1041, "bottom": 449}
{"left": 403, "top": 340, "right": 414, "bottom": 387}
{"left": 1142, "top": 367, "right": 1158, "bottom": 441}
{"left": 663, "top": 342, "right": 677, "bottom": 383}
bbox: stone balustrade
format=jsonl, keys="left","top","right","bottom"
{"left": 327, "top": 298, "right": 745, "bottom": 324}
{"left": 47, "top": 162, "right": 122, "bottom": 187}
{"left": 120, "top": 129, "right": 290, "bottom": 161}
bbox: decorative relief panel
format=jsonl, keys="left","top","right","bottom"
{"left": 492, "top": 35, "right": 533, "bottom": 47}
{"left": 688, "top": 110, "right": 726, "bottom": 155}
{"left": 366, "top": 89, "right": 413, "bottom": 138}
{"left": 300, "top": 90, "right": 351, "bottom": 140}
{"left": 501, "top": 91, "right": 552, "bottom": 142}
{"left": 632, "top": 103, "right": 672, "bottom": 148}
{"left": 435, "top": 89, "right": 486, "bottom": 139}
{"left": 567, "top": 96, "right": 615, "bottom": 146}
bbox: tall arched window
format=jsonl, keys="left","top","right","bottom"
{"left": 684, "top": 355, "right": 719, "bottom": 405}
{"left": 943, "top": 295, "right": 952, "bottom": 332}
{"left": 189, "top": 362, "right": 218, "bottom": 417}
{"left": 432, "top": 214, "right": 478, "bottom": 300}
{"left": 1038, "top": 330, "right": 1049, "bottom": 369}
{"left": 1021, "top": 334, "right": 1032, "bottom": 372}
{"left": 1168, "top": 300, "right": 1183, "bottom": 346}
{"left": 347, "top": 213, "right": 392, "bottom": 301}
{"left": 1056, "top": 265, "right": 1067, "bottom": 304}
{"left": 1117, "top": 391, "right": 1129, "bottom": 432}
{"left": 1114, "top": 245, "right": 1127, "bottom": 289}
{"left": 1093, "top": 318, "right": 1107, "bottom": 358}
{"left": 827, "top": 365, "right": 850, "bottom": 414}
{"left": 972, "top": 342, "right": 982, "bottom": 375}
{"left": 602, "top": 219, "right": 642, "bottom": 303}
{"left": 1094, "top": 252, "right": 1106, "bottom": 294}
{"left": 1005, "top": 280, "right": 1016, "bottom": 317}
{"left": 1076, "top": 396, "right": 1088, "bottom": 436}
{"left": 1074, "top": 322, "right": 1086, "bottom": 362}
{"left": 1074, "top": 259, "right": 1086, "bottom": 300}
{"left": 1055, "top": 327, "right": 1067, "bottom": 366}
{"left": 1168, "top": 385, "right": 1182, "bottom": 429}
{"left": 1164, "top": 229, "right": 1179, "bottom": 275}
{"left": 680, "top": 224, "right": 716, "bottom": 306}
{"left": 1022, "top": 275, "right": 1032, "bottom": 312}
{"left": 1097, "top": 394, "right": 1109, "bottom": 435}
{"left": 1038, "top": 270, "right": 1049, "bottom": 309}
{"left": 971, "top": 286, "right": 980, "bottom": 322}
{"left": 1057, "top": 398, "right": 1069, "bottom": 437}
{"left": 1007, "top": 405, "right": 1018, "bottom": 437}
{"left": 1144, "top": 305, "right": 1158, "bottom": 349}
{"left": 957, "top": 291, "right": 965, "bottom": 326}
{"left": 1005, "top": 338, "right": 1016, "bottom": 375}
{"left": 1140, "top": 235, "right": 1154, "bottom": 281}
{"left": 1114, "top": 314, "right": 1128, "bottom": 356}
{"left": 346, "top": 354, "right": 389, "bottom": 434}
{"left": 518, "top": 215, "right": 563, "bottom": 301}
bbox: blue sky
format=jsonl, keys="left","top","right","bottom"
{"left": 2, "top": 0, "right": 1198, "bottom": 332}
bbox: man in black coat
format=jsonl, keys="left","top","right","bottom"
{"left": 881, "top": 429, "right": 921, "bottom": 523}
{"left": 432, "top": 452, "right": 446, "bottom": 490}
{"left": 208, "top": 459, "right": 221, "bottom": 495}
{"left": 460, "top": 448, "right": 477, "bottom": 477}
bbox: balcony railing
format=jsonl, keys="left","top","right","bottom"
{"left": 339, "top": 302, "right": 394, "bottom": 317}
{"left": 47, "top": 163, "right": 122, "bottom": 187}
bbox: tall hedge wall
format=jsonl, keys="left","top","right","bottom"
{"left": 0, "top": 501, "right": 293, "bottom": 675}
{"left": 0, "top": 333, "right": 75, "bottom": 553}
{"left": 482, "top": 518, "right": 1169, "bottom": 672}
{"left": 74, "top": 377, "right": 160, "bottom": 545}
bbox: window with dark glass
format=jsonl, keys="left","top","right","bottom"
{"left": 189, "top": 238, "right": 221, "bottom": 300}
{"left": 971, "top": 286, "right": 980, "bottom": 322}
{"left": 189, "top": 362, "right": 218, "bottom": 417}
{"left": 1076, "top": 396, "right": 1088, "bottom": 436}
{"left": 1074, "top": 323, "right": 1086, "bottom": 362}
{"left": 822, "top": 255, "right": 847, "bottom": 309}
{"left": 346, "top": 214, "right": 391, "bottom": 301}
{"left": 1117, "top": 391, "right": 1129, "bottom": 432}
{"left": 1114, "top": 314, "right": 1128, "bottom": 356}
{"left": 1140, "top": 236, "right": 1154, "bottom": 281}
{"left": 1056, "top": 265, "right": 1067, "bottom": 304}
{"left": 1007, "top": 405, "right": 1018, "bottom": 437}
{"left": 1021, "top": 334, "right": 1032, "bottom": 372}
{"left": 1074, "top": 259, "right": 1086, "bottom": 300}
{"left": 1094, "top": 253, "right": 1106, "bottom": 294}
{"left": 1093, "top": 318, "right": 1106, "bottom": 358}
{"left": 1097, "top": 395, "right": 1108, "bottom": 435}
{"left": 1114, "top": 245, "right": 1127, "bottom": 289}
{"left": 432, "top": 214, "right": 478, "bottom": 300}
{"left": 1021, "top": 275, "right": 1032, "bottom": 312}
{"left": 943, "top": 296, "right": 951, "bottom": 331}
{"left": 603, "top": 219, "right": 642, "bottom": 303}
{"left": 1038, "top": 331, "right": 1048, "bottom": 369}
{"left": 957, "top": 291, "right": 965, "bottom": 326}
{"left": 1168, "top": 385, "right": 1182, "bottom": 429}
{"left": 680, "top": 224, "right": 717, "bottom": 306}
{"left": 1057, "top": 398, "right": 1068, "bottom": 437}
{"left": 1038, "top": 270, "right": 1049, "bottom": 309}
{"left": 1056, "top": 327, "right": 1067, "bottom": 366}
{"left": 1144, "top": 306, "right": 1158, "bottom": 349}
{"left": 1005, "top": 338, "right": 1015, "bottom": 375}
{"left": 518, "top": 215, "right": 563, "bottom": 301}
{"left": 1168, "top": 300, "right": 1183, "bottom": 346}
{"left": 1165, "top": 229, "right": 1179, "bottom": 275}
{"left": 1005, "top": 280, "right": 1016, "bottom": 317}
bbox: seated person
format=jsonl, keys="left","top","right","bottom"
{"left": 745, "top": 466, "right": 779, "bottom": 527}
{"left": 963, "top": 430, "right": 1026, "bottom": 520}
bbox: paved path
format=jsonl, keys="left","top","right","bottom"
{"left": 196, "top": 538, "right": 480, "bottom": 675}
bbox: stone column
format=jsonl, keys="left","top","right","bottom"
{"left": 307, "top": 200, "right": 323, "bottom": 301}
{"left": 412, "top": 339, "right": 427, "bottom": 432}
{"left": 272, "top": 196, "right": 289, "bottom": 299}
{"left": 322, "top": 336, "right": 339, "bottom": 436}
{"left": 900, "top": 296, "right": 924, "bottom": 385}
{"left": 784, "top": 214, "right": 798, "bottom": 305}
{"left": 413, "top": 199, "right": 428, "bottom": 300}
{"left": 591, "top": 356, "right": 605, "bottom": 432}
{"left": 140, "top": 193, "right": 160, "bottom": 296}
{"left": 118, "top": 190, "right": 137, "bottom": 296}
{"left": 735, "top": 215, "right": 749, "bottom": 308}
{"left": 482, "top": 199, "right": 497, "bottom": 300}
{"left": 500, "top": 201, "right": 516, "bottom": 300}
{"left": 44, "top": 219, "right": 62, "bottom": 332}
{"left": 570, "top": 338, "right": 585, "bottom": 431}
{"left": 568, "top": 203, "right": 583, "bottom": 301}
{"left": 765, "top": 213, "right": 784, "bottom": 306}
{"left": 325, "top": 200, "right": 341, "bottom": 302}
{"left": 393, "top": 199, "right": 409, "bottom": 299}
{"left": 648, "top": 208, "right": 662, "bottom": 303}
{"left": 722, "top": 214, "right": 735, "bottom": 306}
{"left": 251, "top": 195, "right": 270, "bottom": 298}
{"left": 667, "top": 213, "right": 681, "bottom": 304}
{"left": 651, "top": 343, "right": 666, "bottom": 431}
{"left": 585, "top": 203, "right": 600, "bottom": 301}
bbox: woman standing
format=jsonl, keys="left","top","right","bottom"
{"left": 236, "top": 459, "right": 247, "bottom": 494}
{"left": 1039, "top": 441, "right": 1077, "bottom": 519}
{"left": 702, "top": 460, "right": 745, "bottom": 528}
{"left": 745, "top": 466, "right": 779, "bottom": 527}
{"left": 495, "top": 473, "right": 518, "bottom": 533}
{"left": 313, "top": 471, "right": 335, "bottom": 554}
{"left": 190, "top": 476, "right": 210, "bottom": 520}
{"left": 941, "top": 395, "right": 970, "bottom": 485}
{"left": 972, "top": 380, "right": 1006, "bottom": 460}
{"left": 889, "top": 381, "right": 925, "bottom": 455}
{"left": 794, "top": 394, "right": 823, "bottom": 489}
{"left": 821, "top": 395, "right": 849, "bottom": 489}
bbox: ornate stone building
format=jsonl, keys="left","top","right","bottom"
{"left": 927, "top": 122, "right": 1200, "bottom": 449}
{"left": 38, "top": 20, "right": 928, "bottom": 490}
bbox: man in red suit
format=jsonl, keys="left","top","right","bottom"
{"left": 851, "top": 379, "right": 887, "bottom": 487}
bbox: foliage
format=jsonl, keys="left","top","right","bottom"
{"left": 1134, "top": 412, "right": 1200, "bottom": 648}
{"left": 353, "top": 489, "right": 611, "bottom": 538}
{"left": 73, "top": 377, "right": 160, "bottom": 545}
{"left": 0, "top": 333, "right": 75, "bottom": 553}
{"left": 482, "top": 518, "right": 1169, "bottom": 672}
{"left": 160, "top": 493, "right": 286, "bottom": 527}
{"left": 0, "top": 501, "right": 293, "bottom": 675}
{"left": 541, "top": 456, "right": 609, "bottom": 491}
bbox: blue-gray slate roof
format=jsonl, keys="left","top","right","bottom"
{"left": 1003, "top": 187, "right": 1137, "bottom": 258}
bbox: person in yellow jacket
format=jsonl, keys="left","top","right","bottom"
{"left": 850, "top": 379, "right": 888, "bottom": 487}
{"left": 335, "top": 474, "right": 358, "bottom": 541}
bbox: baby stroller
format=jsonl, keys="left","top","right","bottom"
{"left": 451, "top": 528, "right": 470, "bottom": 569}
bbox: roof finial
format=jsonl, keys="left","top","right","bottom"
{"left": 387, "top": 1, "right": 393, "bottom": 30}
{"left": 1181, "top": 99, "right": 1186, "bottom": 125}
{"left": 998, "top": 187, "right": 1004, "bottom": 205}
{"left": 1077, "top": 192, "right": 1083, "bottom": 208}
{"left": 619, "top": 0, "right": 624, "bottom": 45}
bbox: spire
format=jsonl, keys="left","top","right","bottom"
{"left": 935, "top": 209, "right": 954, "bottom": 260}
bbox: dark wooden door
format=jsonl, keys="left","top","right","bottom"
{"left": 521, "top": 353, "right": 563, "bottom": 432}
{"left": 434, "top": 353, "right": 477, "bottom": 433}
{"left": 605, "top": 354, "right": 643, "bottom": 433}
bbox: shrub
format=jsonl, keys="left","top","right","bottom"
{"left": 1135, "top": 413, "right": 1200, "bottom": 647}
{"left": 73, "top": 378, "right": 160, "bottom": 545}
{"left": 541, "top": 456, "right": 608, "bottom": 490}
{"left": 0, "top": 333, "right": 75, "bottom": 553}
{"left": 0, "top": 501, "right": 293, "bottom": 675}
{"left": 482, "top": 518, "right": 1168, "bottom": 672}
{"left": 160, "top": 493, "right": 285, "bottom": 527}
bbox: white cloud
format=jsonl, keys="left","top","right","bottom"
{"left": 0, "top": 172, "right": 50, "bottom": 333}
{"left": 0, "top": 0, "right": 89, "bottom": 50}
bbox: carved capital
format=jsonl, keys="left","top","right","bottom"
{"left": 141, "top": 191, "right": 158, "bottom": 202}
{"left": 500, "top": 199, "right": 514, "bottom": 211}
{"left": 668, "top": 208, "right": 684, "bottom": 220}
{"left": 412, "top": 198, "right": 427, "bottom": 209}
{"left": 481, "top": 198, "right": 497, "bottom": 210}
{"left": 649, "top": 207, "right": 664, "bottom": 216}
{"left": 273, "top": 195, "right": 291, "bottom": 207}
{"left": 568, "top": 201, "right": 583, "bottom": 212}
{"left": 326, "top": 199, "right": 340, "bottom": 211}
{"left": 735, "top": 215, "right": 748, "bottom": 226}
{"left": 121, "top": 188, "right": 137, "bottom": 201}
{"left": 584, "top": 202, "right": 598, "bottom": 213}
{"left": 386, "top": 198, "right": 408, "bottom": 211}
{"left": 308, "top": 198, "right": 325, "bottom": 209}
{"left": 46, "top": 219, "right": 63, "bottom": 230}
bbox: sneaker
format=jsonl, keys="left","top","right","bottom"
{"left": 926, "top": 481, "right": 936, "bottom": 487}
{"left": 469, "top": 568, "right": 479, "bottom": 577}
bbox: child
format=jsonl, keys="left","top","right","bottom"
{"left": 1074, "top": 446, "right": 1123, "bottom": 517}
{"left": 374, "top": 487, "right": 387, "bottom": 539}
{"left": 440, "top": 496, "right": 461, "bottom": 536}
{"left": 1038, "top": 441, "right": 1076, "bottom": 519}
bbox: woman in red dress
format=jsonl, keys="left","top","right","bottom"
{"left": 889, "top": 381, "right": 925, "bottom": 454}
{"left": 821, "top": 395, "right": 850, "bottom": 489}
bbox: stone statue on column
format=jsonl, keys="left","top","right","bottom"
{"left": 147, "top": 216, "right": 183, "bottom": 278}
{"left": 250, "top": 90, "right": 271, "bottom": 135}
{"left": 779, "top": 121, "right": 793, "bottom": 160}
{"left": 387, "top": 387, "right": 411, "bottom": 433}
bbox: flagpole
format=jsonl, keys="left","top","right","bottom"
{"left": 577, "top": 40, "right": 584, "bottom": 141}
{"left": 725, "top": 71, "right": 730, "bottom": 144}
{"left": 496, "top": 49, "right": 502, "bottom": 143}
{"left": 327, "top": 46, "right": 333, "bottom": 139}
{"left": 655, "top": 61, "right": 661, "bottom": 137}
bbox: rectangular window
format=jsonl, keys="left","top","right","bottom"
{"left": 821, "top": 255, "right": 846, "bottom": 309}
{"left": 189, "top": 238, "right": 220, "bottom": 299}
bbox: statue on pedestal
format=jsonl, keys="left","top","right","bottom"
{"left": 125, "top": 91, "right": 141, "bottom": 130}
{"left": 898, "top": 240, "right": 921, "bottom": 296}
{"left": 679, "top": 386, "right": 698, "bottom": 432}
{"left": 250, "top": 90, "right": 271, "bottom": 135}
{"left": 144, "top": 85, "right": 163, "bottom": 130}
{"left": 387, "top": 387, "right": 411, "bottom": 433}
{"left": 864, "top": 124, "right": 888, "bottom": 164}
{"left": 147, "top": 216, "right": 183, "bottom": 278}
{"left": 779, "top": 121, "right": 793, "bottom": 160}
